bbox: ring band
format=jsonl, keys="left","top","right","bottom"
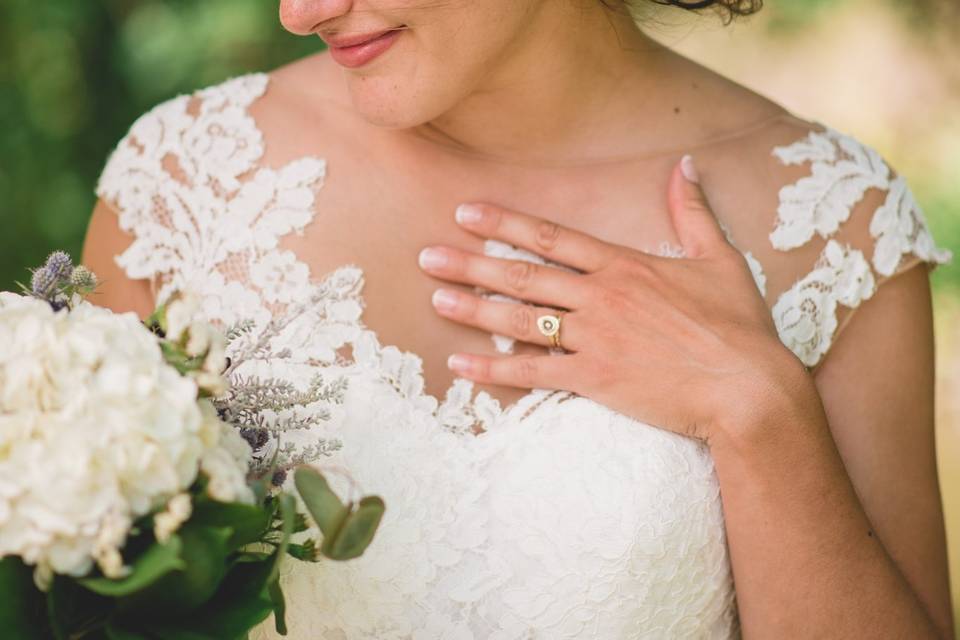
{"left": 536, "top": 311, "right": 566, "bottom": 350}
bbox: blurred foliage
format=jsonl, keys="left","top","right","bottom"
{"left": 0, "top": 0, "right": 323, "bottom": 290}
{"left": 0, "top": 0, "right": 957, "bottom": 292}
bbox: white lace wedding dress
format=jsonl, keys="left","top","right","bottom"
{"left": 95, "top": 74, "right": 952, "bottom": 639}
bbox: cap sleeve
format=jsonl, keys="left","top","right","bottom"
{"left": 93, "top": 73, "right": 326, "bottom": 325}
{"left": 761, "top": 126, "right": 952, "bottom": 368}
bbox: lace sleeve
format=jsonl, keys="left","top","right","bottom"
{"left": 94, "top": 73, "right": 327, "bottom": 326}
{"left": 762, "top": 126, "right": 953, "bottom": 369}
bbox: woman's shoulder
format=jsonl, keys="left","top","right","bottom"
{"left": 697, "top": 111, "right": 952, "bottom": 369}
{"left": 95, "top": 71, "right": 272, "bottom": 211}
{"left": 92, "top": 56, "right": 341, "bottom": 308}
{"left": 95, "top": 52, "right": 341, "bottom": 204}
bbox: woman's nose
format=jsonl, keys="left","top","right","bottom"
{"left": 279, "top": 0, "right": 354, "bottom": 36}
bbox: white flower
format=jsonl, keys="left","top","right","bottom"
{"left": 165, "top": 292, "right": 201, "bottom": 342}
{"left": 185, "top": 321, "right": 212, "bottom": 357}
{"left": 0, "top": 295, "right": 253, "bottom": 579}
{"left": 154, "top": 493, "right": 192, "bottom": 543}
{"left": 198, "top": 401, "right": 253, "bottom": 504}
{"left": 33, "top": 562, "right": 53, "bottom": 592}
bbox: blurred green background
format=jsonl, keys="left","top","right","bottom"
{"left": 1, "top": 0, "right": 959, "bottom": 631}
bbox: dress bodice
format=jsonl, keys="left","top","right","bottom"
{"left": 95, "top": 73, "right": 951, "bottom": 639}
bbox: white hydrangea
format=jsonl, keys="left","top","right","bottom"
{"left": 0, "top": 293, "right": 252, "bottom": 585}
{"left": 154, "top": 493, "right": 192, "bottom": 544}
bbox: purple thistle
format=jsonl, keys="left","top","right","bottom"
{"left": 30, "top": 267, "right": 58, "bottom": 298}
{"left": 44, "top": 251, "right": 74, "bottom": 282}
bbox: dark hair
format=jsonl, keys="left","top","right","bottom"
{"left": 656, "top": 0, "right": 762, "bottom": 19}
{"left": 606, "top": 0, "right": 763, "bottom": 22}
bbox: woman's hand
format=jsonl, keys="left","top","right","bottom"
{"left": 417, "top": 156, "right": 815, "bottom": 446}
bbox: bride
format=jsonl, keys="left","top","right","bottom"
{"left": 82, "top": 0, "right": 954, "bottom": 637}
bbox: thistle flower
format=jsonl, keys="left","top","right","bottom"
{"left": 43, "top": 250, "right": 74, "bottom": 282}
{"left": 30, "top": 266, "right": 58, "bottom": 297}
{"left": 22, "top": 252, "right": 98, "bottom": 311}
{"left": 70, "top": 265, "right": 98, "bottom": 291}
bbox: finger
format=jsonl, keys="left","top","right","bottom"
{"left": 418, "top": 245, "right": 591, "bottom": 308}
{"left": 431, "top": 288, "right": 584, "bottom": 351}
{"left": 666, "top": 155, "right": 731, "bottom": 259}
{"left": 453, "top": 203, "right": 622, "bottom": 273}
{"left": 446, "top": 352, "right": 576, "bottom": 391}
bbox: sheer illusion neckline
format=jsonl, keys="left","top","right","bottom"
{"left": 401, "top": 111, "right": 800, "bottom": 169}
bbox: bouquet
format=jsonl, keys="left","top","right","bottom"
{"left": 0, "top": 252, "right": 384, "bottom": 639}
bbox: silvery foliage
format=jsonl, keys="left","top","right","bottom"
{"left": 215, "top": 282, "right": 349, "bottom": 485}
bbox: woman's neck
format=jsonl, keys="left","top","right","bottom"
{"left": 407, "top": 4, "right": 669, "bottom": 166}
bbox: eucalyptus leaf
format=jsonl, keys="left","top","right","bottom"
{"left": 79, "top": 536, "right": 185, "bottom": 597}
{"left": 293, "top": 467, "right": 349, "bottom": 538}
{"left": 321, "top": 496, "right": 385, "bottom": 561}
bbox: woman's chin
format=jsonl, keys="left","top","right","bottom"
{"left": 345, "top": 82, "right": 445, "bottom": 130}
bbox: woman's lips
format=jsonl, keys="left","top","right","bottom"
{"left": 326, "top": 29, "right": 403, "bottom": 69}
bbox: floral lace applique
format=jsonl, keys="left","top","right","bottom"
{"left": 870, "top": 175, "right": 953, "bottom": 277}
{"left": 770, "top": 127, "right": 889, "bottom": 251}
{"left": 772, "top": 240, "right": 876, "bottom": 367}
{"left": 768, "top": 127, "right": 952, "bottom": 368}
{"left": 98, "top": 74, "right": 327, "bottom": 330}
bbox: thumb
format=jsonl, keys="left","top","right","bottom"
{"left": 667, "top": 155, "right": 729, "bottom": 259}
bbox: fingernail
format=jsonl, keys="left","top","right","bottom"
{"left": 680, "top": 155, "right": 699, "bottom": 184}
{"left": 418, "top": 247, "right": 448, "bottom": 270}
{"left": 455, "top": 204, "right": 484, "bottom": 225}
{"left": 432, "top": 288, "right": 458, "bottom": 311}
{"left": 447, "top": 354, "right": 471, "bottom": 373}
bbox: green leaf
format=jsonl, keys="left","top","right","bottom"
{"left": 105, "top": 623, "right": 151, "bottom": 640}
{"left": 189, "top": 500, "right": 273, "bottom": 549}
{"left": 290, "top": 511, "right": 310, "bottom": 535}
{"left": 143, "top": 557, "right": 277, "bottom": 640}
{"left": 145, "top": 304, "right": 167, "bottom": 335}
{"left": 293, "top": 467, "right": 349, "bottom": 538}
{"left": 0, "top": 557, "right": 48, "bottom": 639}
{"left": 111, "top": 525, "right": 232, "bottom": 620}
{"left": 321, "top": 496, "right": 385, "bottom": 561}
{"left": 79, "top": 536, "right": 185, "bottom": 597}
{"left": 285, "top": 540, "right": 320, "bottom": 562}
{"left": 47, "top": 574, "right": 113, "bottom": 640}
{"left": 268, "top": 493, "right": 296, "bottom": 584}
{"left": 268, "top": 578, "right": 287, "bottom": 636}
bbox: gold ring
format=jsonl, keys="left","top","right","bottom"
{"left": 536, "top": 311, "right": 565, "bottom": 350}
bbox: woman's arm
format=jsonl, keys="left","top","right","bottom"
{"left": 80, "top": 199, "right": 155, "bottom": 318}
{"left": 711, "top": 264, "right": 954, "bottom": 638}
